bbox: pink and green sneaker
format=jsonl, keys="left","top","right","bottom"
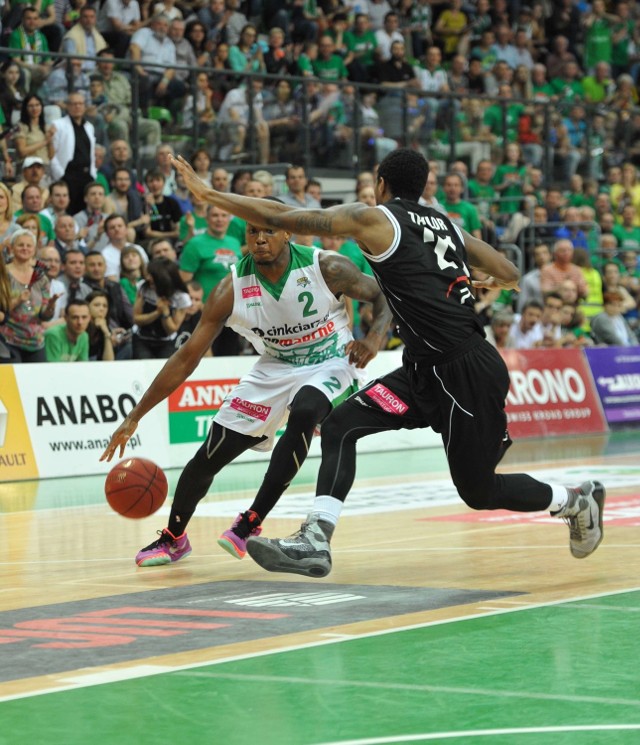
{"left": 135, "top": 528, "right": 192, "bottom": 567}
{"left": 218, "top": 510, "right": 262, "bottom": 559}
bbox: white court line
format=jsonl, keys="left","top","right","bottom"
{"left": 314, "top": 725, "right": 640, "bottom": 745}
{"left": 172, "top": 671, "right": 640, "bottom": 709}
{"left": 0, "top": 585, "right": 638, "bottom": 703}
{"left": 1, "top": 542, "right": 639, "bottom": 568}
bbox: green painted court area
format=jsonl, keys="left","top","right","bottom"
{"left": 4, "top": 590, "right": 640, "bottom": 745}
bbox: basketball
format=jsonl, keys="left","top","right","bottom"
{"left": 104, "top": 458, "right": 168, "bottom": 519}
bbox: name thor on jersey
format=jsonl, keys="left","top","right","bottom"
{"left": 407, "top": 212, "right": 449, "bottom": 232}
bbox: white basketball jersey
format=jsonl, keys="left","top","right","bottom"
{"left": 227, "top": 243, "right": 354, "bottom": 366}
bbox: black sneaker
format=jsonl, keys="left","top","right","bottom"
{"left": 247, "top": 515, "right": 332, "bottom": 577}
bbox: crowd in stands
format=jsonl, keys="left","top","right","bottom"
{"left": 1, "top": 0, "right": 640, "bottom": 363}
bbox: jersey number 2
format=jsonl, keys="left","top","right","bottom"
{"left": 298, "top": 291, "right": 318, "bottom": 317}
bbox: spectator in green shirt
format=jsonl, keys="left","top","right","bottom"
{"left": 582, "top": 0, "right": 616, "bottom": 71}
{"left": 492, "top": 142, "right": 528, "bottom": 218}
{"left": 312, "top": 35, "right": 348, "bottom": 81}
{"left": 550, "top": 60, "right": 585, "bottom": 110}
{"left": 44, "top": 299, "right": 91, "bottom": 362}
{"left": 344, "top": 13, "right": 378, "bottom": 82}
{"left": 8, "top": 6, "right": 52, "bottom": 90}
{"left": 582, "top": 61, "right": 614, "bottom": 104}
{"left": 468, "top": 159, "right": 498, "bottom": 242}
{"left": 441, "top": 172, "right": 482, "bottom": 237}
{"left": 179, "top": 204, "right": 242, "bottom": 301}
{"left": 531, "top": 64, "right": 555, "bottom": 101}
{"left": 482, "top": 84, "right": 524, "bottom": 146}
{"left": 611, "top": 0, "right": 636, "bottom": 77}
{"left": 613, "top": 205, "right": 640, "bottom": 251}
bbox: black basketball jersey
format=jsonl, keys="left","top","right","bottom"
{"left": 365, "top": 198, "right": 485, "bottom": 362}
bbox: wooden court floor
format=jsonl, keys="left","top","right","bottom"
{"left": 1, "top": 430, "right": 639, "bottom": 744}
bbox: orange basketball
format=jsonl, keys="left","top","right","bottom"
{"left": 105, "top": 458, "right": 168, "bottom": 519}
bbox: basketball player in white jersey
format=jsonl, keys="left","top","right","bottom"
{"left": 101, "top": 205, "right": 392, "bottom": 566}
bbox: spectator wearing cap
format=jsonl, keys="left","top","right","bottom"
{"left": 11, "top": 157, "right": 50, "bottom": 214}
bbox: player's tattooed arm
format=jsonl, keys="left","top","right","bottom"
{"left": 320, "top": 251, "right": 392, "bottom": 366}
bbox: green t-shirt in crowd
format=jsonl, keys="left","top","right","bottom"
{"left": 612, "top": 20, "right": 635, "bottom": 67}
{"left": 344, "top": 30, "right": 378, "bottom": 67}
{"left": 584, "top": 18, "right": 612, "bottom": 69}
{"left": 44, "top": 325, "right": 89, "bottom": 362}
{"left": 468, "top": 179, "right": 497, "bottom": 221}
{"left": 226, "top": 215, "right": 247, "bottom": 246}
{"left": 565, "top": 193, "right": 595, "bottom": 208}
{"left": 482, "top": 103, "right": 524, "bottom": 143}
{"left": 338, "top": 239, "right": 373, "bottom": 331}
{"left": 14, "top": 209, "right": 55, "bottom": 242}
{"left": 311, "top": 55, "right": 348, "bottom": 81}
{"left": 8, "top": 28, "right": 50, "bottom": 60}
{"left": 532, "top": 82, "right": 555, "bottom": 100}
{"left": 120, "top": 276, "right": 138, "bottom": 305}
{"left": 338, "top": 239, "right": 373, "bottom": 276}
{"left": 550, "top": 77, "right": 584, "bottom": 104}
{"left": 613, "top": 224, "right": 640, "bottom": 252}
{"left": 492, "top": 164, "right": 527, "bottom": 214}
{"left": 179, "top": 213, "right": 208, "bottom": 242}
{"left": 440, "top": 199, "right": 482, "bottom": 234}
{"left": 582, "top": 75, "right": 611, "bottom": 103}
{"left": 95, "top": 171, "right": 110, "bottom": 195}
{"left": 179, "top": 232, "right": 243, "bottom": 300}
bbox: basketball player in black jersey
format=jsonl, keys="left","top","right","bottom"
{"left": 172, "top": 150, "right": 606, "bottom": 578}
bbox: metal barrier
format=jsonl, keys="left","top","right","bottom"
{"left": 496, "top": 243, "right": 524, "bottom": 277}
{"left": 1, "top": 45, "right": 634, "bottom": 185}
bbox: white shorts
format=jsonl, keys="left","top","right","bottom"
{"left": 213, "top": 354, "right": 366, "bottom": 451}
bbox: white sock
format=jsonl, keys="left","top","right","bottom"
{"left": 312, "top": 495, "right": 343, "bottom": 527}
{"left": 547, "top": 484, "right": 570, "bottom": 513}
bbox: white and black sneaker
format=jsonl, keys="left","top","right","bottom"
{"left": 246, "top": 514, "right": 333, "bottom": 577}
{"left": 557, "top": 481, "right": 606, "bottom": 559}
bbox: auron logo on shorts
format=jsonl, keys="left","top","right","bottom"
{"left": 230, "top": 397, "right": 272, "bottom": 421}
{"left": 242, "top": 285, "right": 262, "bottom": 299}
{"left": 366, "top": 384, "right": 408, "bottom": 414}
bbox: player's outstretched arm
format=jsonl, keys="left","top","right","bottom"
{"left": 100, "top": 277, "right": 234, "bottom": 462}
{"left": 462, "top": 228, "right": 521, "bottom": 291}
{"left": 171, "top": 155, "right": 392, "bottom": 251}
{"left": 319, "top": 251, "right": 393, "bottom": 368}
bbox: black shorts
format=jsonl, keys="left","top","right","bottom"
{"left": 342, "top": 338, "right": 512, "bottom": 478}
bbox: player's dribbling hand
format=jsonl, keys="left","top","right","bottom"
{"left": 100, "top": 417, "right": 139, "bottom": 462}
{"left": 346, "top": 339, "right": 377, "bottom": 368}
